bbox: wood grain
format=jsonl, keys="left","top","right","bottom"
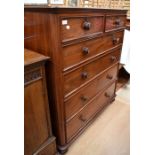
{"left": 24, "top": 7, "right": 127, "bottom": 153}
{"left": 24, "top": 49, "right": 57, "bottom": 155}
{"left": 64, "top": 49, "right": 121, "bottom": 96}
{"left": 66, "top": 82, "right": 116, "bottom": 142}
{"left": 105, "top": 15, "right": 126, "bottom": 32}
{"left": 65, "top": 64, "right": 118, "bottom": 121}
{"left": 63, "top": 31, "right": 124, "bottom": 69}
{"left": 61, "top": 16, "right": 104, "bottom": 42}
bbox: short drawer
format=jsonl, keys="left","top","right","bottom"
{"left": 66, "top": 82, "right": 116, "bottom": 142}
{"left": 63, "top": 31, "right": 124, "bottom": 70}
{"left": 105, "top": 15, "right": 126, "bottom": 32}
{"left": 64, "top": 49, "right": 121, "bottom": 96}
{"left": 65, "top": 64, "right": 118, "bottom": 121}
{"left": 61, "top": 16, "right": 104, "bottom": 42}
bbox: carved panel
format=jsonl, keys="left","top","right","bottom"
{"left": 24, "top": 68, "right": 42, "bottom": 85}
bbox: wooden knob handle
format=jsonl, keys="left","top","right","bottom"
{"left": 114, "top": 19, "right": 121, "bottom": 26}
{"left": 111, "top": 56, "right": 116, "bottom": 62}
{"left": 82, "top": 47, "right": 89, "bottom": 55}
{"left": 105, "top": 92, "right": 110, "bottom": 98}
{"left": 83, "top": 21, "right": 91, "bottom": 30}
{"left": 106, "top": 74, "right": 113, "bottom": 80}
{"left": 81, "top": 72, "right": 88, "bottom": 79}
{"left": 113, "top": 37, "right": 120, "bottom": 45}
{"left": 79, "top": 115, "right": 87, "bottom": 122}
{"left": 81, "top": 95, "right": 89, "bottom": 102}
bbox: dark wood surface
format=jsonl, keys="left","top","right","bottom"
{"left": 24, "top": 5, "right": 127, "bottom": 13}
{"left": 64, "top": 48, "right": 121, "bottom": 97}
{"left": 105, "top": 15, "right": 126, "bottom": 32}
{"left": 66, "top": 82, "right": 116, "bottom": 142}
{"left": 61, "top": 16, "right": 104, "bottom": 42}
{"left": 24, "top": 49, "right": 57, "bottom": 155}
{"left": 24, "top": 49, "right": 50, "bottom": 66}
{"left": 62, "top": 30, "right": 124, "bottom": 70}
{"left": 126, "top": 18, "right": 130, "bottom": 30}
{"left": 24, "top": 7, "right": 127, "bottom": 154}
{"left": 65, "top": 64, "right": 118, "bottom": 121}
{"left": 24, "top": 13, "right": 52, "bottom": 59}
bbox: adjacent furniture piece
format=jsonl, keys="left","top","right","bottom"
{"left": 24, "top": 6, "right": 127, "bottom": 154}
{"left": 126, "top": 17, "right": 130, "bottom": 30}
{"left": 24, "top": 49, "right": 57, "bottom": 155}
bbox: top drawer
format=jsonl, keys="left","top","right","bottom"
{"left": 105, "top": 15, "right": 126, "bottom": 32}
{"left": 61, "top": 16, "right": 104, "bottom": 42}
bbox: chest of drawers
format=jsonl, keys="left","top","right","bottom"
{"left": 24, "top": 6, "right": 127, "bottom": 154}
{"left": 24, "top": 49, "right": 57, "bottom": 155}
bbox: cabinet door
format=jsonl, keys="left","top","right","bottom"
{"left": 24, "top": 78, "right": 50, "bottom": 155}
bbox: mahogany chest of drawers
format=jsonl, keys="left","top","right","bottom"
{"left": 24, "top": 49, "right": 57, "bottom": 155}
{"left": 24, "top": 6, "right": 127, "bottom": 154}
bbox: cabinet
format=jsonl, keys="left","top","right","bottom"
{"left": 24, "top": 7, "right": 127, "bottom": 154}
{"left": 24, "top": 49, "right": 57, "bottom": 155}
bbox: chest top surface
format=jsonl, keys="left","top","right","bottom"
{"left": 24, "top": 5, "right": 127, "bottom": 14}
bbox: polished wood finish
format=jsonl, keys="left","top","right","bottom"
{"left": 24, "top": 6, "right": 127, "bottom": 154}
{"left": 66, "top": 82, "right": 116, "bottom": 142}
{"left": 24, "top": 49, "right": 49, "bottom": 66}
{"left": 105, "top": 15, "right": 126, "bottom": 32}
{"left": 65, "top": 65, "right": 118, "bottom": 121}
{"left": 61, "top": 16, "right": 104, "bottom": 42}
{"left": 24, "top": 14, "right": 51, "bottom": 57}
{"left": 24, "top": 49, "right": 57, "bottom": 155}
{"left": 64, "top": 48, "right": 121, "bottom": 96}
{"left": 63, "top": 30, "right": 124, "bottom": 69}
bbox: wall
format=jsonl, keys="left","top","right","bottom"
{"left": 24, "top": 0, "right": 130, "bottom": 17}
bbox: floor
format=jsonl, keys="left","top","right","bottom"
{"left": 116, "top": 82, "right": 130, "bottom": 104}
{"left": 65, "top": 83, "right": 130, "bottom": 155}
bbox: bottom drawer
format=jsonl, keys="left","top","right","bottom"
{"left": 65, "top": 64, "right": 118, "bottom": 121}
{"left": 66, "top": 82, "right": 116, "bottom": 142}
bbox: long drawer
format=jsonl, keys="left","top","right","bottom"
{"left": 64, "top": 49, "right": 121, "bottom": 96}
{"left": 65, "top": 64, "right": 118, "bottom": 121}
{"left": 61, "top": 16, "right": 104, "bottom": 42}
{"left": 63, "top": 31, "right": 124, "bottom": 70}
{"left": 66, "top": 82, "right": 116, "bottom": 142}
{"left": 105, "top": 15, "right": 126, "bottom": 32}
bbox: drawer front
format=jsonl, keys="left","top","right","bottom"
{"left": 61, "top": 16, "right": 104, "bottom": 42}
{"left": 63, "top": 31, "right": 124, "bottom": 69}
{"left": 105, "top": 15, "right": 126, "bottom": 32}
{"left": 65, "top": 64, "right": 118, "bottom": 121}
{"left": 66, "top": 82, "right": 116, "bottom": 142}
{"left": 64, "top": 49, "right": 121, "bottom": 96}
